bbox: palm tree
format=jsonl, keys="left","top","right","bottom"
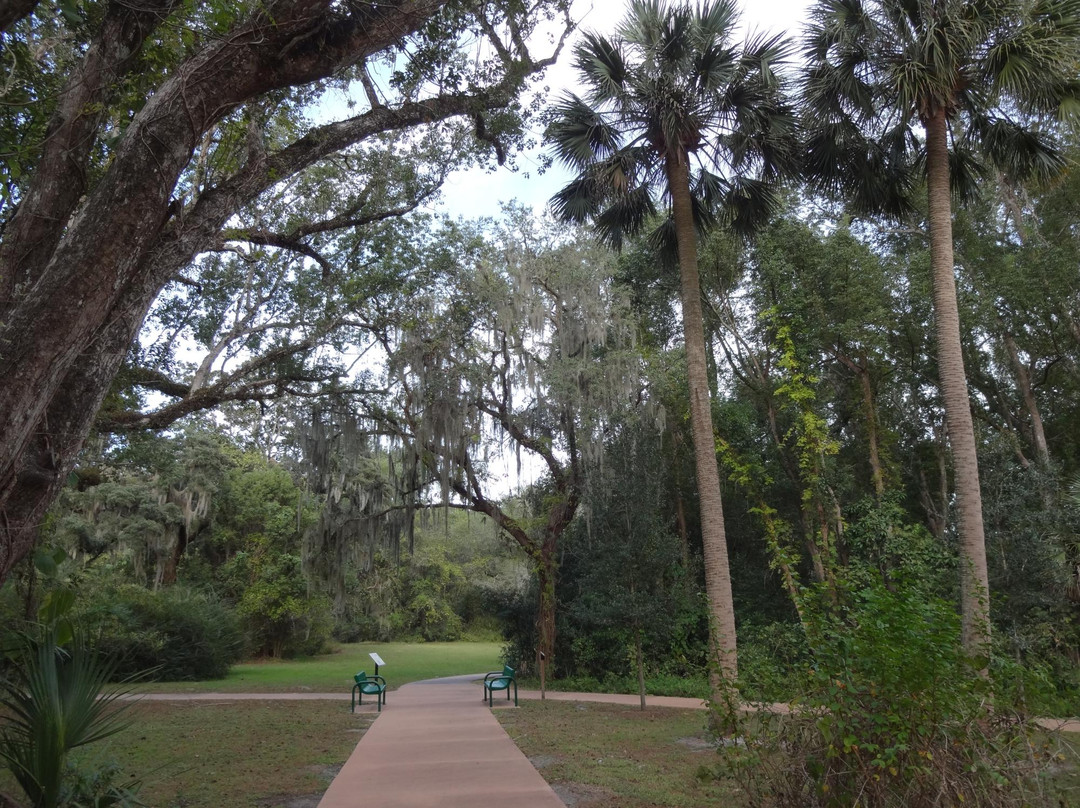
{"left": 547, "top": 0, "right": 797, "bottom": 682}
{"left": 801, "top": 0, "right": 1080, "bottom": 658}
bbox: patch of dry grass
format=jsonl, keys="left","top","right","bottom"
{"left": 496, "top": 700, "right": 734, "bottom": 807}
{"left": 77, "top": 701, "right": 370, "bottom": 808}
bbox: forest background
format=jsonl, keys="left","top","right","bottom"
{"left": 0, "top": 0, "right": 1079, "bottom": 745}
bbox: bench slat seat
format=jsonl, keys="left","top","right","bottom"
{"left": 483, "top": 665, "right": 517, "bottom": 707}
{"left": 351, "top": 671, "right": 387, "bottom": 712}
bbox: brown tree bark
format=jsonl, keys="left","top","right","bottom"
{"left": 924, "top": 111, "right": 991, "bottom": 658}
{"left": 1002, "top": 330, "right": 1050, "bottom": 468}
{"left": 835, "top": 349, "right": 885, "bottom": 499}
{"left": 0, "top": 0, "right": 567, "bottom": 583}
{"left": 666, "top": 151, "right": 738, "bottom": 685}
{"left": 0, "top": 0, "right": 184, "bottom": 308}
{"left": 674, "top": 489, "right": 690, "bottom": 568}
{"left": 0, "top": 0, "right": 40, "bottom": 34}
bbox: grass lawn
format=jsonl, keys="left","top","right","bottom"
{"left": 497, "top": 704, "right": 1080, "bottom": 808}
{"left": 496, "top": 700, "right": 734, "bottom": 807}
{"left": 78, "top": 701, "right": 370, "bottom": 808}
{"left": 139, "top": 641, "right": 503, "bottom": 693}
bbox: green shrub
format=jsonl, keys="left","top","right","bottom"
{"left": 0, "top": 629, "right": 138, "bottom": 808}
{"left": 59, "top": 761, "right": 142, "bottom": 808}
{"left": 78, "top": 584, "right": 242, "bottom": 681}
{"left": 227, "top": 550, "right": 331, "bottom": 658}
{"left": 710, "top": 577, "right": 1062, "bottom": 807}
{"left": 734, "top": 620, "right": 809, "bottom": 703}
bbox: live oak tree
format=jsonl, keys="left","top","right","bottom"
{"left": 53, "top": 431, "right": 229, "bottom": 588}
{"left": 0, "top": 0, "right": 571, "bottom": 582}
{"left": 547, "top": 0, "right": 798, "bottom": 682}
{"left": 800, "top": 0, "right": 1080, "bottom": 656}
{"left": 99, "top": 155, "right": 450, "bottom": 434}
{"left": 370, "top": 213, "right": 641, "bottom": 690}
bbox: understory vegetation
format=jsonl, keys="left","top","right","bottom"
{"left": 4, "top": 0, "right": 1080, "bottom": 805}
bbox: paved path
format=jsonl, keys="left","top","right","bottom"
{"left": 316, "top": 674, "right": 565, "bottom": 808}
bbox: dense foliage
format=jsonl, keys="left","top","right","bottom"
{"left": 3, "top": 0, "right": 1080, "bottom": 803}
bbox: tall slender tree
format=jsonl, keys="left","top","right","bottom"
{"left": 547, "top": 0, "right": 797, "bottom": 682}
{"left": 800, "top": 0, "right": 1080, "bottom": 657}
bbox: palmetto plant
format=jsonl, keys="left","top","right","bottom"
{"left": 0, "top": 629, "right": 136, "bottom": 808}
{"left": 801, "top": 0, "right": 1080, "bottom": 658}
{"left": 548, "top": 0, "right": 798, "bottom": 682}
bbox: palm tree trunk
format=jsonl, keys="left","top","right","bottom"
{"left": 666, "top": 152, "right": 738, "bottom": 685}
{"left": 924, "top": 111, "right": 991, "bottom": 659}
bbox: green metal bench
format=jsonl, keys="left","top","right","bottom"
{"left": 351, "top": 671, "right": 387, "bottom": 712}
{"left": 483, "top": 665, "right": 517, "bottom": 707}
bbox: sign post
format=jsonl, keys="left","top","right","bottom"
{"left": 369, "top": 652, "right": 386, "bottom": 678}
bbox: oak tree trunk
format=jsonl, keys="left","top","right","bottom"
{"left": 0, "top": 0, "right": 464, "bottom": 584}
{"left": 537, "top": 554, "right": 557, "bottom": 699}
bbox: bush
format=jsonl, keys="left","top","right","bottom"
{"left": 227, "top": 550, "right": 332, "bottom": 658}
{"left": 59, "top": 761, "right": 142, "bottom": 808}
{"left": 735, "top": 620, "right": 809, "bottom": 703}
{"left": 79, "top": 584, "right": 242, "bottom": 680}
{"left": 710, "top": 577, "right": 1064, "bottom": 807}
{"left": 0, "top": 629, "right": 139, "bottom": 808}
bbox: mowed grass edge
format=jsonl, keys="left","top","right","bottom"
{"left": 137, "top": 641, "right": 504, "bottom": 693}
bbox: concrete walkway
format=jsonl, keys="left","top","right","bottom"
{"left": 316, "top": 674, "right": 565, "bottom": 808}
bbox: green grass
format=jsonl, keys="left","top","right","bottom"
{"left": 498, "top": 704, "right": 1080, "bottom": 808}
{"left": 496, "top": 700, "right": 734, "bottom": 807}
{"left": 139, "top": 641, "right": 503, "bottom": 693}
{"left": 519, "top": 673, "right": 710, "bottom": 700}
{"left": 78, "top": 701, "right": 369, "bottom": 808}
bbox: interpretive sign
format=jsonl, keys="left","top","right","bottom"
{"left": 369, "top": 652, "right": 386, "bottom": 675}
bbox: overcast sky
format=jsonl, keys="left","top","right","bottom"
{"left": 433, "top": 0, "right": 813, "bottom": 219}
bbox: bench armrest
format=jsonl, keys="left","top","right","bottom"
{"left": 483, "top": 671, "right": 506, "bottom": 683}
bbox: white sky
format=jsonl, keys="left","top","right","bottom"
{"left": 433, "top": 0, "right": 813, "bottom": 220}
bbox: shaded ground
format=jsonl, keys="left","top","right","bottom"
{"left": 498, "top": 702, "right": 1080, "bottom": 808}
{"left": 496, "top": 701, "right": 733, "bottom": 808}
{"left": 81, "top": 701, "right": 371, "bottom": 808}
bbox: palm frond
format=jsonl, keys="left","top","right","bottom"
{"left": 547, "top": 94, "right": 620, "bottom": 170}
{"left": 693, "top": 0, "right": 739, "bottom": 46}
{"left": 720, "top": 175, "right": 783, "bottom": 237}
{"left": 574, "top": 32, "right": 630, "bottom": 105}
{"left": 550, "top": 0, "right": 798, "bottom": 246}
{"left": 0, "top": 630, "right": 137, "bottom": 808}
{"left": 948, "top": 144, "right": 989, "bottom": 204}
{"left": 595, "top": 186, "right": 658, "bottom": 250}
{"left": 695, "top": 167, "right": 730, "bottom": 208}
{"left": 693, "top": 41, "right": 739, "bottom": 95}
{"left": 966, "top": 114, "right": 1067, "bottom": 181}
{"left": 620, "top": 0, "right": 667, "bottom": 51}
{"left": 550, "top": 176, "right": 602, "bottom": 224}
{"left": 646, "top": 216, "right": 681, "bottom": 269}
